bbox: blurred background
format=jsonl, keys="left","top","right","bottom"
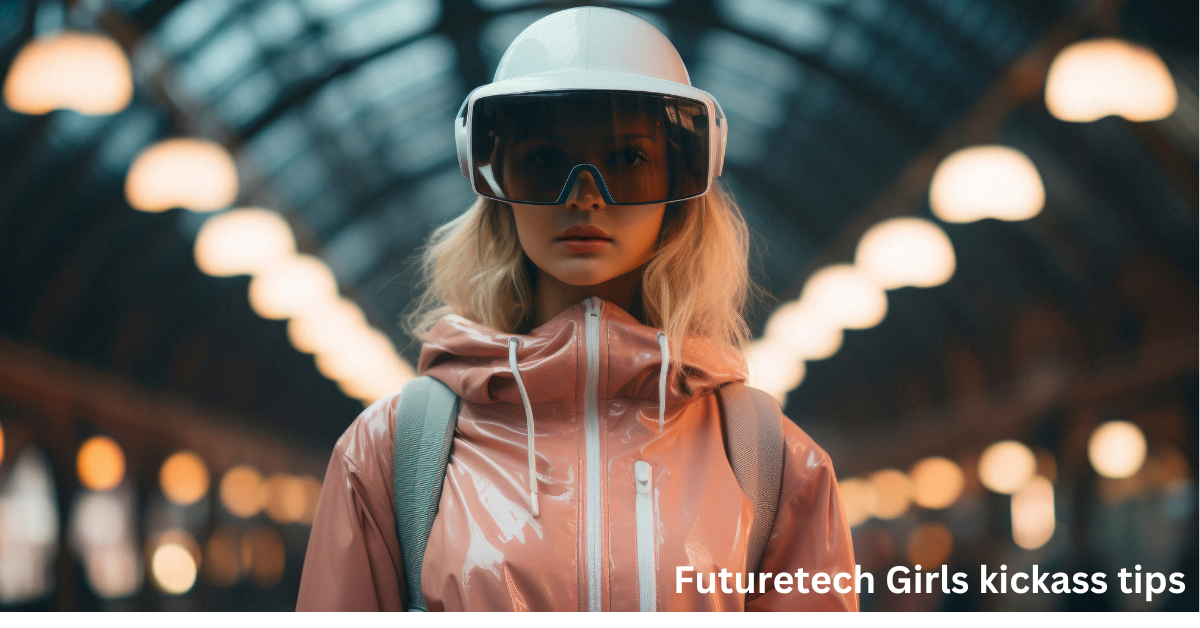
{"left": 0, "top": 0, "right": 1195, "bottom": 612}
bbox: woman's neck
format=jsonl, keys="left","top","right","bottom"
{"left": 532, "top": 267, "right": 642, "bottom": 327}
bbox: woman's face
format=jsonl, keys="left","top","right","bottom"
{"left": 505, "top": 111, "right": 668, "bottom": 287}
{"left": 510, "top": 173, "right": 666, "bottom": 287}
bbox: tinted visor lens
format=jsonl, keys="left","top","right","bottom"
{"left": 470, "top": 91, "right": 710, "bottom": 204}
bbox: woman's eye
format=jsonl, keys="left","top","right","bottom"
{"left": 527, "top": 149, "right": 561, "bottom": 167}
{"left": 619, "top": 148, "right": 651, "bottom": 167}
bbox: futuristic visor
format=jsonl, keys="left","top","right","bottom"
{"left": 464, "top": 91, "right": 714, "bottom": 205}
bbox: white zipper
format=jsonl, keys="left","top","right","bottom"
{"left": 583, "top": 298, "right": 602, "bottom": 612}
{"left": 634, "top": 461, "right": 656, "bottom": 612}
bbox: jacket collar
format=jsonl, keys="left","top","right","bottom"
{"left": 417, "top": 298, "right": 746, "bottom": 406}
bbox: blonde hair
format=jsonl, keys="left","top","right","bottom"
{"left": 406, "top": 184, "right": 753, "bottom": 359}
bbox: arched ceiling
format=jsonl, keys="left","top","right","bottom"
{"left": 0, "top": 0, "right": 1195, "bottom": 457}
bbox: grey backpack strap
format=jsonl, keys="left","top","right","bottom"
{"left": 392, "top": 376, "right": 460, "bottom": 612}
{"left": 717, "top": 381, "right": 785, "bottom": 575}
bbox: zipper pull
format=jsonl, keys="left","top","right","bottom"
{"left": 635, "top": 461, "right": 651, "bottom": 494}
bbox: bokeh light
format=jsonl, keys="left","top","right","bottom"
{"left": 1011, "top": 475, "right": 1056, "bottom": 550}
{"left": 1088, "top": 421, "right": 1147, "bottom": 479}
{"left": 799, "top": 264, "right": 888, "bottom": 330}
{"left": 194, "top": 208, "right": 297, "bottom": 277}
{"left": 762, "top": 301, "right": 844, "bottom": 361}
{"left": 77, "top": 436, "right": 125, "bottom": 491}
{"left": 247, "top": 254, "right": 339, "bottom": 320}
{"left": 264, "top": 474, "right": 308, "bottom": 524}
{"left": 151, "top": 542, "right": 197, "bottom": 595}
{"left": 125, "top": 138, "right": 239, "bottom": 213}
{"left": 2, "top": 31, "right": 133, "bottom": 115}
{"left": 287, "top": 297, "right": 368, "bottom": 355}
{"left": 745, "top": 341, "right": 806, "bottom": 399}
{"left": 977, "top": 440, "right": 1036, "bottom": 494}
{"left": 929, "top": 145, "right": 1044, "bottom": 223}
{"left": 855, "top": 217, "right": 956, "bottom": 289}
{"left": 202, "top": 526, "right": 243, "bottom": 588}
{"left": 1045, "top": 38, "right": 1177, "bottom": 122}
{"left": 838, "top": 477, "right": 875, "bottom": 527}
{"left": 867, "top": 469, "right": 912, "bottom": 520}
{"left": 906, "top": 522, "right": 954, "bottom": 567}
{"left": 242, "top": 526, "right": 286, "bottom": 588}
{"left": 219, "top": 465, "right": 265, "bottom": 518}
{"left": 159, "top": 451, "right": 210, "bottom": 506}
{"left": 909, "top": 456, "right": 965, "bottom": 509}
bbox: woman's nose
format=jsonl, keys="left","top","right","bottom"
{"left": 566, "top": 170, "right": 605, "bottom": 212}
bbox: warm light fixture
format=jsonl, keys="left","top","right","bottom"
{"left": 978, "top": 440, "right": 1036, "bottom": 495}
{"left": 909, "top": 456, "right": 964, "bottom": 509}
{"left": 287, "top": 297, "right": 368, "bottom": 355}
{"left": 1088, "top": 420, "right": 1147, "bottom": 479}
{"left": 762, "top": 301, "right": 843, "bottom": 361}
{"left": 1046, "top": 38, "right": 1177, "bottom": 123}
{"left": 3, "top": 31, "right": 133, "bottom": 115}
{"left": 855, "top": 217, "right": 956, "bottom": 289}
{"left": 77, "top": 436, "right": 125, "bottom": 491}
{"left": 745, "top": 341, "right": 806, "bottom": 400}
{"left": 929, "top": 145, "right": 1044, "bottom": 223}
{"left": 1011, "top": 475, "right": 1055, "bottom": 550}
{"left": 906, "top": 522, "right": 954, "bottom": 568}
{"left": 219, "top": 465, "right": 265, "bottom": 518}
{"left": 125, "top": 138, "right": 239, "bottom": 213}
{"left": 315, "top": 327, "right": 415, "bottom": 403}
{"left": 159, "top": 451, "right": 210, "bottom": 506}
{"left": 151, "top": 541, "right": 197, "bottom": 595}
{"left": 194, "top": 208, "right": 296, "bottom": 277}
{"left": 837, "top": 478, "right": 875, "bottom": 527}
{"left": 867, "top": 469, "right": 912, "bottom": 520}
{"left": 799, "top": 264, "right": 888, "bottom": 330}
{"left": 247, "top": 254, "right": 339, "bottom": 320}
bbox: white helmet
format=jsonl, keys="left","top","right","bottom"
{"left": 454, "top": 6, "right": 728, "bottom": 205}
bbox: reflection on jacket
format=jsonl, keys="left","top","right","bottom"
{"left": 297, "top": 299, "right": 858, "bottom": 611}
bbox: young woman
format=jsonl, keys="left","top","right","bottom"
{"left": 297, "top": 7, "right": 856, "bottom": 612}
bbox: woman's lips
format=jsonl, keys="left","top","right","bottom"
{"left": 556, "top": 224, "right": 612, "bottom": 253}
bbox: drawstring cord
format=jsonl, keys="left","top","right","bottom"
{"left": 508, "top": 337, "right": 540, "bottom": 517}
{"left": 656, "top": 332, "right": 669, "bottom": 434}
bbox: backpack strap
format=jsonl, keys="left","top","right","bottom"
{"left": 392, "top": 376, "right": 460, "bottom": 612}
{"left": 716, "top": 382, "right": 785, "bottom": 575}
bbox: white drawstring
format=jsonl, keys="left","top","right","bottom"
{"left": 508, "top": 337, "right": 540, "bottom": 517}
{"left": 656, "top": 331, "right": 669, "bottom": 434}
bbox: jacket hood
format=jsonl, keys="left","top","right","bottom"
{"left": 417, "top": 298, "right": 746, "bottom": 407}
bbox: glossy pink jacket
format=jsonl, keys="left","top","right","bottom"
{"left": 297, "top": 299, "right": 858, "bottom": 611}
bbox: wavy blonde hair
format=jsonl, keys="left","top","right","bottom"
{"left": 406, "top": 184, "right": 753, "bottom": 358}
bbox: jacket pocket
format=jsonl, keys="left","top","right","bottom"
{"left": 634, "top": 460, "right": 656, "bottom": 612}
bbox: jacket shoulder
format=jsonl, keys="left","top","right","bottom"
{"left": 778, "top": 415, "right": 835, "bottom": 494}
{"left": 333, "top": 390, "right": 404, "bottom": 503}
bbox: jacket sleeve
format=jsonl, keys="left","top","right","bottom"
{"left": 745, "top": 417, "right": 859, "bottom": 612}
{"left": 296, "top": 395, "right": 406, "bottom": 611}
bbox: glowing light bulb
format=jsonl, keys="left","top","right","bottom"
{"left": 855, "top": 217, "right": 956, "bottom": 289}
{"left": 151, "top": 542, "right": 197, "bottom": 594}
{"left": 159, "top": 451, "right": 210, "bottom": 506}
{"left": 1011, "top": 475, "right": 1055, "bottom": 550}
{"left": 745, "top": 341, "right": 806, "bottom": 399}
{"left": 906, "top": 522, "right": 954, "bottom": 567}
{"left": 867, "top": 469, "right": 912, "bottom": 520}
{"left": 247, "top": 254, "right": 339, "bottom": 320}
{"left": 929, "top": 146, "right": 1044, "bottom": 223}
{"left": 909, "top": 456, "right": 964, "bottom": 509}
{"left": 287, "top": 297, "right": 368, "bottom": 355}
{"left": 799, "top": 264, "right": 887, "bottom": 330}
{"left": 219, "top": 465, "right": 264, "bottom": 518}
{"left": 978, "top": 440, "right": 1036, "bottom": 494}
{"left": 3, "top": 31, "right": 133, "bottom": 115}
{"left": 1046, "top": 38, "right": 1177, "bottom": 123}
{"left": 762, "top": 301, "right": 843, "bottom": 361}
{"left": 194, "top": 209, "right": 296, "bottom": 277}
{"left": 837, "top": 478, "right": 875, "bottom": 527}
{"left": 77, "top": 436, "right": 125, "bottom": 491}
{"left": 1088, "top": 421, "right": 1146, "bottom": 479}
{"left": 125, "top": 138, "right": 239, "bottom": 213}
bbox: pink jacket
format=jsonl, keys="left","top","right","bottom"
{"left": 297, "top": 298, "right": 858, "bottom": 611}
